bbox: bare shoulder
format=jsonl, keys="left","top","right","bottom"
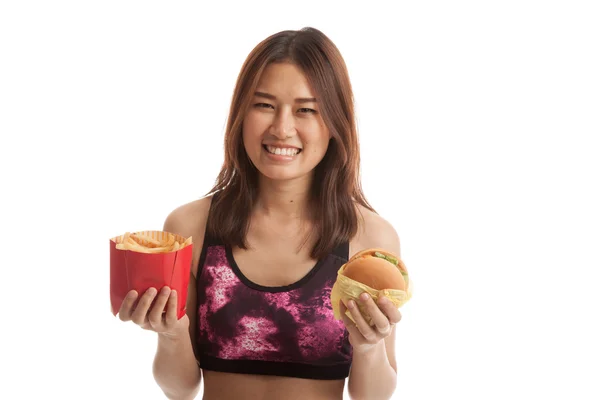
{"left": 163, "top": 195, "right": 213, "bottom": 277}
{"left": 163, "top": 195, "right": 212, "bottom": 236}
{"left": 353, "top": 204, "right": 401, "bottom": 257}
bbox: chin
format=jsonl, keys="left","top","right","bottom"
{"left": 256, "top": 166, "right": 311, "bottom": 182}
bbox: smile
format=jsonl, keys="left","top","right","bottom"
{"left": 263, "top": 145, "right": 302, "bottom": 156}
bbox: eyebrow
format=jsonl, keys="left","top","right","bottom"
{"left": 254, "top": 91, "right": 317, "bottom": 104}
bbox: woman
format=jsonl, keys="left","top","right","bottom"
{"left": 118, "top": 27, "right": 403, "bottom": 400}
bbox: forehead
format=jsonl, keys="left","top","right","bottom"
{"left": 255, "top": 62, "right": 316, "bottom": 99}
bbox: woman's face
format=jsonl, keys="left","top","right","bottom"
{"left": 242, "top": 62, "right": 331, "bottom": 182}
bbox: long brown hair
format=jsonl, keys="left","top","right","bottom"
{"left": 206, "top": 27, "right": 375, "bottom": 260}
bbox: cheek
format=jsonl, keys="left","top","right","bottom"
{"left": 304, "top": 137, "right": 330, "bottom": 160}
{"left": 302, "top": 120, "right": 330, "bottom": 153}
{"left": 245, "top": 111, "right": 271, "bottom": 131}
{"left": 242, "top": 117, "right": 264, "bottom": 149}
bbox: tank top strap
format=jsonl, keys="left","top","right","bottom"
{"left": 331, "top": 240, "right": 349, "bottom": 261}
{"left": 202, "top": 194, "right": 223, "bottom": 246}
{"left": 197, "top": 195, "right": 223, "bottom": 275}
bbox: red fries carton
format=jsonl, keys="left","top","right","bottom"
{"left": 110, "top": 230, "right": 193, "bottom": 319}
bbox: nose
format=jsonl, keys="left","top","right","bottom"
{"left": 269, "top": 107, "right": 296, "bottom": 139}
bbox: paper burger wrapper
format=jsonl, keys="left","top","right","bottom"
{"left": 330, "top": 264, "right": 413, "bottom": 326}
{"left": 110, "top": 230, "right": 193, "bottom": 320}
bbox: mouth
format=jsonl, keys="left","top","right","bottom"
{"left": 262, "top": 145, "right": 302, "bottom": 156}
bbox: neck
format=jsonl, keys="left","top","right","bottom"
{"left": 255, "top": 175, "right": 313, "bottom": 220}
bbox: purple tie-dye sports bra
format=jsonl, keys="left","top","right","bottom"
{"left": 194, "top": 233, "right": 353, "bottom": 380}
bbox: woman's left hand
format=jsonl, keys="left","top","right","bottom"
{"left": 340, "top": 292, "right": 402, "bottom": 353}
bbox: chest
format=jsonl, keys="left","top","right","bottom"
{"left": 232, "top": 216, "right": 320, "bottom": 286}
{"left": 231, "top": 240, "right": 317, "bottom": 288}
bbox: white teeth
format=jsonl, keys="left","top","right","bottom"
{"left": 266, "top": 146, "right": 300, "bottom": 156}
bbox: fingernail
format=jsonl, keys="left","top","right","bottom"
{"left": 171, "top": 290, "right": 177, "bottom": 297}
{"left": 379, "top": 297, "right": 390, "bottom": 306}
{"left": 360, "top": 293, "right": 370, "bottom": 301}
{"left": 347, "top": 300, "right": 355, "bottom": 309}
{"left": 148, "top": 287, "right": 157, "bottom": 295}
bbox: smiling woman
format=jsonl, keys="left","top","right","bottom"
{"left": 116, "top": 26, "right": 403, "bottom": 400}
{"left": 208, "top": 28, "right": 372, "bottom": 261}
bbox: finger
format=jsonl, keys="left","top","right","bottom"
{"left": 148, "top": 286, "right": 171, "bottom": 326}
{"left": 359, "top": 293, "right": 390, "bottom": 334}
{"left": 339, "top": 300, "right": 361, "bottom": 335}
{"left": 118, "top": 290, "right": 138, "bottom": 321}
{"left": 341, "top": 312, "right": 363, "bottom": 340}
{"left": 164, "top": 290, "right": 178, "bottom": 326}
{"left": 377, "top": 296, "right": 402, "bottom": 324}
{"left": 131, "top": 287, "right": 157, "bottom": 325}
{"left": 346, "top": 298, "right": 377, "bottom": 342}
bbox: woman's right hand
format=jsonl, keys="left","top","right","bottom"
{"left": 118, "top": 286, "right": 189, "bottom": 338}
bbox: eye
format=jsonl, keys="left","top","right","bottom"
{"left": 298, "top": 108, "right": 317, "bottom": 114}
{"left": 255, "top": 103, "right": 274, "bottom": 109}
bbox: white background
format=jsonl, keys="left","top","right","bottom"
{"left": 1, "top": 1, "right": 599, "bottom": 399}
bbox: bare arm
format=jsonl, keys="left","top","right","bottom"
{"left": 151, "top": 198, "right": 211, "bottom": 399}
{"left": 348, "top": 335, "right": 397, "bottom": 400}
{"left": 347, "top": 208, "right": 402, "bottom": 400}
{"left": 152, "top": 273, "right": 201, "bottom": 400}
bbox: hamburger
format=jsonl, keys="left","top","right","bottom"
{"left": 331, "top": 248, "right": 411, "bottom": 324}
{"left": 341, "top": 248, "right": 409, "bottom": 291}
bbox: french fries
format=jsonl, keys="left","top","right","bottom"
{"left": 115, "top": 231, "right": 192, "bottom": 254}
